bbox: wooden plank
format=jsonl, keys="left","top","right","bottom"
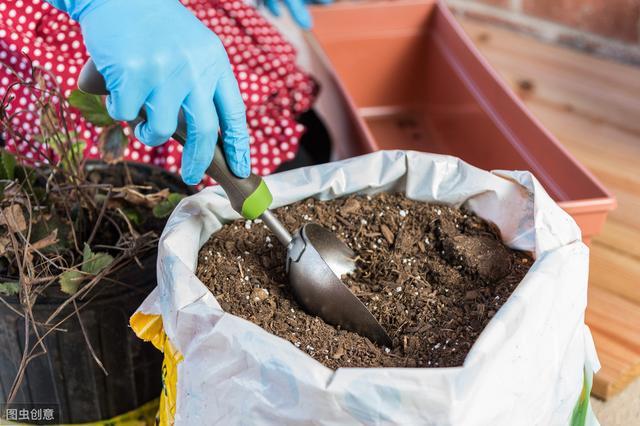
{"left": 587, "top": 286, "right": 640, "bottom": 399}
{"left": 596, "top": 221, "right": 640, "bottom": 260}
{"left": 522, "top": 102, "right": 640, "bottom": 196}
{"left": 590, "top": 243, "right": 640, "bottom": 306}
{"left": 590, "top": 331, "right": 640, "bottom": 399}
{"left": 458, "top": 18, "right": 640, "bottom": 400}
{"left": 459, "top": 20, "right": 640, "bottom": 137}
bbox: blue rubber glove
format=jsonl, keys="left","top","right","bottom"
{"left": 264, "top": 0, "right": 333, "bottom": 30}
{"left": 46, "top": 0, "right": 251, "bottom": 185}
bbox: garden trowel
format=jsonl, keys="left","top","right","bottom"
{"left": 78, "top": 60, "right": 392, "bottom": 347}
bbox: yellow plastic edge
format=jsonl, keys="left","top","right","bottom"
{"left": 4, "top": 398, "right": 159, "bottom": 426}
{"left": 130, "top": 312, "right": 183, "bottom": 426}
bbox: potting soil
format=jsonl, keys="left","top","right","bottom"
{"left": 196, "top": 193, "right": 532, "bottom": 369}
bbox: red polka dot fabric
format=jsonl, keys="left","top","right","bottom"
{"left": 0, "top": 0, "right": 317, "bottom": 182}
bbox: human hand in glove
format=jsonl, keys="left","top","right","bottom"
{"left": 46, "top": 0, "right": 251, "bottom": 185}
{"left": 263, "top": 0, "right": 333, "bottom": 30}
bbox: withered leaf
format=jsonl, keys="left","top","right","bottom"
{"left": 0, "top": 205, "right": 27, "bottom": 233}
{"left": 39, "top": 103, "right": 59, "bottom": 138}
{"left": 0, "top": 235, "right": 11, "bottom": 256}
{"left": 30, "top": 229, "right": 59, "bottom": 251}
{"left": 98, "top": 125, "right": 128, "bottom": 164}
{"left": 113, "top": 187, "right": 170, "bottom": 208}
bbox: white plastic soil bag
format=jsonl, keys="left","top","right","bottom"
{"left": 132, "top": 150, "right": 599, "bottom": 426}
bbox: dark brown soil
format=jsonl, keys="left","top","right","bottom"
{"left": 196, "top": 193, "right": 532, "bottom": 369}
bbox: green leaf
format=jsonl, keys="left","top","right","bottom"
{"left": 0, "top": 281, "right": 19, "bottom": 296}
{"left": 122, "top": 207, "right": 142, "bottom": 226}
{"left": 98, "top": 125, "right": 128, "bottom": 164}
{"left": 152, "top": 193, "right": 185, "bottom": 218}
{"left": 45, "top": 131, "right": 84, "bottom": 172}
{"left": 169, "top": 193, "right": 185, "bottom": 204}
{"left": 0, "top": 150, "right": 16, "bottom": 180}
{"left": 61, "top": 140, "right": 86, "bottom": 173}
{"left": 60, "top": 245, "right": 114, "bottom": 295}
{"left": 570, "top": 367, "right": 592, "bottom": 426}
{"left": 67, "top": 89, "right": 114, "bottom": 127}
{"left": 60, "top": 270, "right": 84, "bottom": 295}
{"left": 82, "top": 243, "right": 114, "bottom": 275}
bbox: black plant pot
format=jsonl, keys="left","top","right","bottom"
{"left": 0, "top": 162, "right": 191, "bottom": 424}
{"left": 275, "top": 109, "right": 333, "bottom": 173}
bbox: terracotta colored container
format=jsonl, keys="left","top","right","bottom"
{"left": 309, "top": 0, "right": 615, "bottom": 244}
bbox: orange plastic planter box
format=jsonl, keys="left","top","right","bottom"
{"left": 310, "top": 0, "right": 615, "bottom": 243}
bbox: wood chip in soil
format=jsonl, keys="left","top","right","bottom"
{"left": 196, "top": 193, "right": 532, "bottom": 369}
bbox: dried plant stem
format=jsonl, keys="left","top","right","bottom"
{"left": 73, "top": 300, "right": 108, "bottom": 376}
{"left": 0, "top": 57, "right": 168, "bottom": 406}
{"left": 87, "top": 187, "right": 111, "bottom": 246}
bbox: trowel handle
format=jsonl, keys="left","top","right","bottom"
{"left": 77, "top": 60, "right": 272, "bottom": 220}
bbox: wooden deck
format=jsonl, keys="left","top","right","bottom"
{"left": 458, "top": 19, "right": 640, "bottom": 400}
